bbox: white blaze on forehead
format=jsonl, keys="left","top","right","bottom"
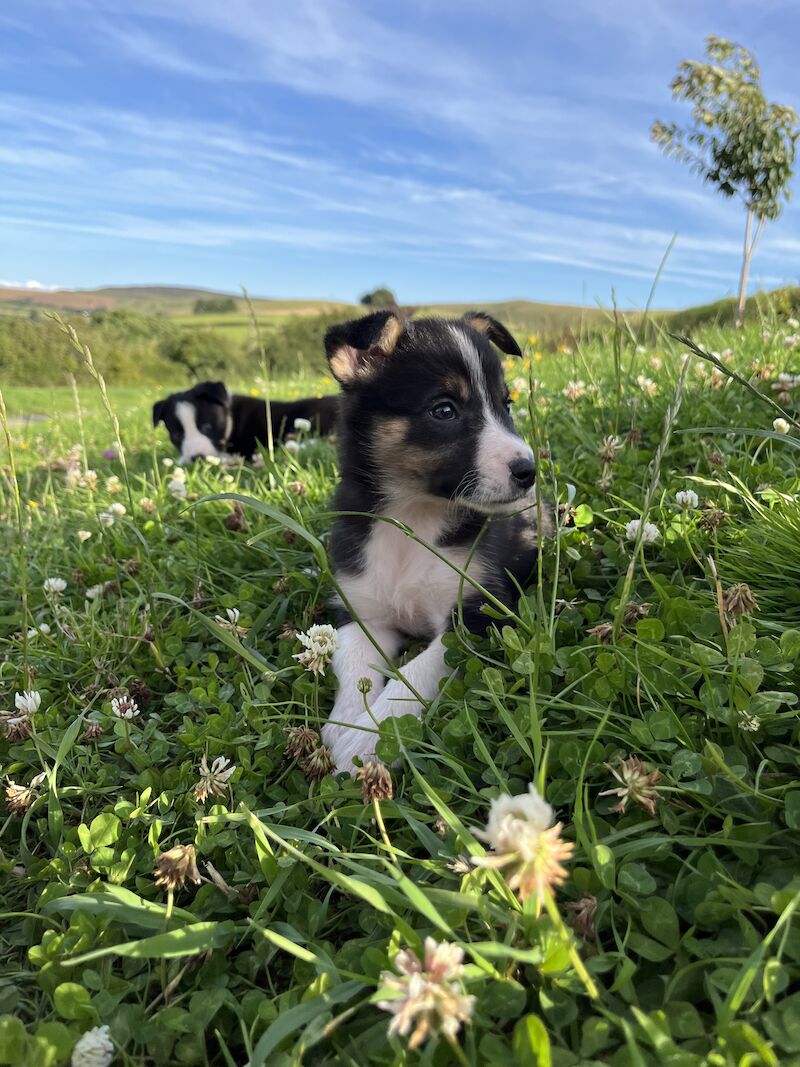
{"left": 448, "top": 324, "right": 488, "bottom": 401}
{"left": 175, "top": 400, "right": 219, "bottom": 463}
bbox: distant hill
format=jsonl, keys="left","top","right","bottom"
{"left": 0, "top": 284, "right": 353, "bottom": 318}
{"left": 2, "top": 282, "right": 797, "bottom": 338}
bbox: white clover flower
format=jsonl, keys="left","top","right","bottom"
{"left": 214, "top": 607, "right": 248, "bottom": 637}
{"left": 378, "top": 937, "right": 475, "bottom": 1051}
{"left": 139, "top": 497, "right": 156, "bottom": 513}
{"left": 784, "top": 334, "right": 799, "bottom": 349}
{"left": 788, "top": 317, "right": 799, "bottom": 329}
{"left": 472, "top": 784, "right": 574, "bottom": 911}
{"left": 71, "top": 1024, "right": 115, "bottom": 1067}
{"left": 194, "top": 754, "right": 236, "bottom": 803}
{"left": 167, "top": 478, "right": 188, "bottom": 499}
{"left": 43, "top": 577, "right": 67, "bottom": 595}
{"left": 169, "top": 465, "right": 186, "bottom": 482}
{"left": 293, "top": 624, "right": 338, "bottom": 676}
{"left": 720, "top": 348, "right": 734, "bottom": 361}
{"left": 108, "top": 502, "right": 126, "bottom": 517}
{"left": 77, "top": 529, "right": 92, "bottom": 542}
{"left": 65, "top": 467, "right": 83, "bottom": 491}
{"left": 15, "top": 690, "right": 42, "bottom": 716}
{"left": 284, "top": 439, "right": 301, "bottom": 455}
{"left": 625, "top": 518, "right": 660, "bottom": 544}
{"left": 773, "top": 418, "right": 791, "bottom": 434}
{"left": 162, "top": 457, "right": 174, "bottom": 468}
{"left": 204, "top": 455, "right": 221, "bottom": 466}
{"left": 105, "top": 475, "right": 123, "bottom": 494}
{"left": 563, "top": 380, "right": 586, "bottom": 402}
{"left": 636, "top": 375, "right": 657, "bottom": 398}
{"left": 649, "top": 356, "right": 662, "bottom": 370}
{"left": 293, "top": 417, "right": 312, "bottom": 433}
{"left": 27, "top": 623, "right": 51, "bottom": 638}
{"left": 675, "top": 489, "right": 699, "bottom": 509}
{"left": 739, "top": 712, "right": 761, "bottom": 732}
{"left": 98, "top": 512, "right": 115, "bottom": 527}
{"left": 81, "top": 470, "right": 98, "bottom": 491}
{"left": 111, "top": 695, "right": 139, "bottom": 720}
{"left": 222, "top": 474, "right": 235, "bottom": 484}
{"left": 85, "top": 583, "right": 106, "bottom": 601}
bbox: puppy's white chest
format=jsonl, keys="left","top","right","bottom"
{"left": 340, "top": 506, "right": 471, "bottom": 636}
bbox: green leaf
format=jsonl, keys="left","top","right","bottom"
{"left": 591, "top": 844, "right": 616, "bottom": 889}
{"left": 618, "top": 863, "right": 657, "bottom": 896}
{"left": 641, "top": 897, "right": 680, "bottom": 948}
{"left": 65, "top": 921, "right": 235, "bottom": 966}
{"left": 0, "top": 1015, "right": 28, "bottom": 1065}
{"left": 53, "top": 982, "right": 93, "bottom": 1021}
{"left": 785, "top": 792, "right": 800, "bottom": 831}
{"left": 88, "top": 813, "right": 121, "bottom": 850}
{"left": 249, "top": 981, "right": 364, "bottom": 1066}
{"left": 513, "top": 1014, "right": 552, "bottom": 1067}
{"left": 636, "top": 618, "right": 665, "bottom": 642}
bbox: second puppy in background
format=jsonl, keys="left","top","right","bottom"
{"left": 153, "top": 381, "right": 338, "bottom": 463}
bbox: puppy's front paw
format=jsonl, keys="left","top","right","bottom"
{"left": 322, "top": 706, "right": 380, "bottom": 775}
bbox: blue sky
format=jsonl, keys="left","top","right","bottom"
{"left": 1, "top": 0, "right": 799, "bottom": 308}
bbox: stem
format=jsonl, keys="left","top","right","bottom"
{"left": 242, "top": 287, "right": 274, "bottom": 464}
{"left": 0, "top": 388, "right": 30, "bottom": 684}
{"left": 735, "top": 207, "right": 753, "bottom": 329}
{"left": 373, "top": 799, "right": 398, "bottom": 865}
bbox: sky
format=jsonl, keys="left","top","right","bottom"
{"left": 1, "top": 0, "right": 799, "bottom": 308}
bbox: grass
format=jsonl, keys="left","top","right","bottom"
{"left": 2, "top": 314, "right": 800, "bottom": 1067}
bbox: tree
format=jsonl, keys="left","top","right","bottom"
{"left": 652, "top": 36, "right": 800, "bottom": 326}
{"left": 360, "top": 287, "right": 397, "bottom": 309}
{"left": 160, "top": 330, "right": 232, "bottom": 379}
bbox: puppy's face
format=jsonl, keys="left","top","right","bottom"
{"left": 152, "top": 381, "right": 230, "bottom": 463}
{"left": 326, "top": 312, "right": 535, "bottom": 511}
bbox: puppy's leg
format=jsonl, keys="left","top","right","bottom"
{"left": 363, "top": 634, "right": 449, "bottom": 740}
{"left": 322, "top": 621, "right": 401, "bottom": 773}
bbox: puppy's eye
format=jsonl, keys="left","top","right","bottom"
{"left": 201, "top": 424, "right": 213, "bottom": 435}
{"left": 430, "top": 401, "right": 458, "bottom": 421}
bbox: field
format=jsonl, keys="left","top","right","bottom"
{"left": 2, "top": 309, "right": 800, "bottom": 1067}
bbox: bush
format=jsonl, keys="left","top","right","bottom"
{"left": 360, "top": 287, "right": 397, "bottom": 308}
{"left": 193, "top": 296, "right": 237, "bottom": 314}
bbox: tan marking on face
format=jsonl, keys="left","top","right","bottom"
{"left": 442, "top": 375, "right": 471, "bottom": 403}
{"left": 372, "top": 415, "right": 429, "bottom": 482}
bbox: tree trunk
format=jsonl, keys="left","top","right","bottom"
{"left": 735, "top": 207, "right": 753, "bottom": 329}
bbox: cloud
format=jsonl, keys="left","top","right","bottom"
{"left": 0, "top": 279, "right": 61, "bottom": 290}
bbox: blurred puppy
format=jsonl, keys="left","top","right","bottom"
{"left": 152, "top": 381, "right": 338, "bottom": 463}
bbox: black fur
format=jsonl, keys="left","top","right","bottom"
{"left": 153, "top": 381, "right": 338, "bottom": 459}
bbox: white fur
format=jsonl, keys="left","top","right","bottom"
{"left": 175, "top": 400, "right": 219, "bottom": 464}
{"left": 473, "top": 416, "right": 535, "bottom": 506}
{"left": 324, "top": 499, "right": 475, "bottom": 772}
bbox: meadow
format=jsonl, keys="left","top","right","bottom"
{"left": 2, "top": 306, "right": 800, "bottom": 1067}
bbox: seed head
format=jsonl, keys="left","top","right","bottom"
{"left": 723, "top": 583, "right": 758, "bottom": 618}
{"left": 300, "top": 745, "right": 336, "bottom": 781}
{"left": 358, "top": 759, "right": 393, "bottom": 802}
{"left": 153, "top": 844, "right": 202, "bottom": 892}
{"left": 284, "top": 725, "right": 320, "bottom": 761}
{"left": 600, "top": 755, "right": 662, "bottom": 816}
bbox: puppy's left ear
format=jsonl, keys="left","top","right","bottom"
{"left": 463, "top": 311, "right": 522, "bottom": 357}
{"left": 193, "top": 381, "right": 229, "bottom": 405}
{"left": 152, "top": 399, "right": 167, "bottom": 427}
{"left": 324, "top": 311, "right": 403, "bottom": 385}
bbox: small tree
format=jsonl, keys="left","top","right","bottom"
{"left": 194, "top": 296, "right": 237, "bottom": 314}
{"left": 652, "top": 36, "right": 800, "bottom": 326}
{"left": 360, "top": 287, "right": 397, "bottom": 309}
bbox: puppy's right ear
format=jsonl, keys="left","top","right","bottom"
{"left": 324, "top": 311, "right": 403, "bottom": 385}
{"left": 152, "top": 399, "right": 167, "bottom": 427}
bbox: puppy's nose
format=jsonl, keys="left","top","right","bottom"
{"left": 509, "top": 456, "right": 536, "bottom": 489}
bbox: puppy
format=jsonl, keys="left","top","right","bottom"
{"left": 321, "top": 310, "right": 547, "bottom": 773}
{"left": 152, "top": 381, "right": 338, "bottom": 463}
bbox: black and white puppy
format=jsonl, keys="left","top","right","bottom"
{"left": 321, "top": 310, "right": 547, "bottom": 773}
{"left": 152, "top": 381, "right": 338, "bottom": 463}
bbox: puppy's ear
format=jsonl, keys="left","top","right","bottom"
{"left": 324, "top": 311, "right": 403, "bottom": 385}
{"left": 193, "top": 380, "right": 229, "bottom": 405}
{"left": 463, "top": 311, "right": 522, "bottom": 357}
{"left": 152, "top": 399, "right": 168, "bottom": 427}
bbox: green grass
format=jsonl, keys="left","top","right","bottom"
{"left": 2, "top": 316, "right": 800, "bottom": 1067}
